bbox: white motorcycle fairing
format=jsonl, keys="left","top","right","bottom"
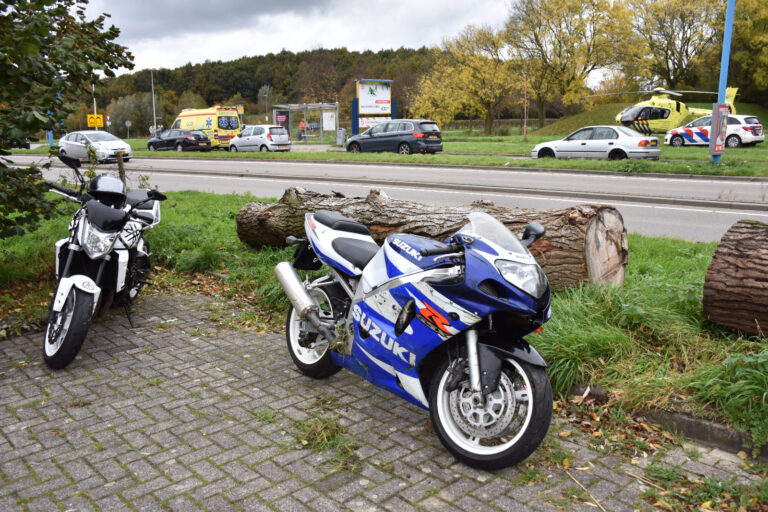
{"left": 51, "top": 275, "right": 101, "bottom": 314}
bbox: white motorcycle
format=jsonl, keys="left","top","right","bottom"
{"left": 43, "top": 155, "right": 166, "bottom": 369}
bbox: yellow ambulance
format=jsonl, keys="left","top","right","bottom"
{"left": 170, "top": 106, "right": 241, "bottom": 149}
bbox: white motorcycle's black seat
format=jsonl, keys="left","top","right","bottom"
{"left": 315, "top": 210, "right": 370, "bottom": 236}
{"left": 331, "top": 237, "right": 379, "bottom": 270}
{"left": 126, "top": 189, "right": 156, "bottom": 210}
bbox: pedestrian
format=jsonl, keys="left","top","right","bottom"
{"left": 299, "top": 118, "right": 306, "bottom": 141}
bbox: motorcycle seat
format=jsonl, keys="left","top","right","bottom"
{"left": 314, "top": 210, "right": 370, "bottom": 236}
{"left": 331, "top": 237, "right": 379, "bottom": 270}
{"left": 126, "top": 189, "right": 156, "bottom": 210}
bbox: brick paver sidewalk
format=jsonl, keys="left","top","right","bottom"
{"left": 0, "top": 295, "right": 760, "bottom": 511}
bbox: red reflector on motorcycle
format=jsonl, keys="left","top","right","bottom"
{"left": 533, "top": 326, "right": 543, "bottom": 334}
{"left": 307, "top": 217, "right": 317, "bottom": 230}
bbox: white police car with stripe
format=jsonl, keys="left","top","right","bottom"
{"left": 665, "top": 114, "right": 764, "bottom": 148}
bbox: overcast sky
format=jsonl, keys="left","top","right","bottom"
{"left": 86, "top": 0, "right": 510, "bottom": 73}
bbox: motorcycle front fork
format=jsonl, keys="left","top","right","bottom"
{"left": 466, "top": 329, "right": 482, "bottom": 395}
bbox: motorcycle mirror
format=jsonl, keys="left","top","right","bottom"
{"left": 147, "top": 189, "right": 167, "bottom": 201}
{"left": 395, "top": 299, "right": 416, "bottom": 337}
{"left": 57, "top": 154, "right": 86, "bottom": 188}
{"left": 58, "top": 154, "right": 81, "bottom": 170}
{"left": 521, "top": 222, "right": 546, "bottom": 248}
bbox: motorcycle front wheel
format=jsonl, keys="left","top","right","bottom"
{"left": 429, "top": 357, "right": 552, "bottom": 470}
{"left": 43, "top": 287, "right": 93, "bottom": 370}
{"left": 285, "top": 277, "right": 342, "bottom": 379}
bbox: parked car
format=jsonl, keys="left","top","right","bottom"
{"left": 664, "top": 114, "right": 764, "bottom": 147}
{"left": 229, "top": 125, "right": 291, "bottom": 152}
{"left": 147, "top": 129, "right": 211, "bottom": 151}
{"left": 58, "top": 130, "right": 133, "bottom": 163}
{"left": 531, "top": 125, "right": 660, "bottom": 160}
{"left": 345, "top": 119, "right": 443, "bottom": 154}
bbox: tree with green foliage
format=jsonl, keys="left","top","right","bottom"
{"left": 505, "top": 0, "right": 635, "bottom": 127}
{"left": 628, "top": 0, "right": 721, "bottom": 89}
{"left": 0, "top": 0, "right": 133, "bottom": 239}
{"left": 410, "top": 26, "right": 516, "bottom": 135}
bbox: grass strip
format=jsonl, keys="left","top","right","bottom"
{"left": 2, "top": 189, "right": 766, "bottom": 450}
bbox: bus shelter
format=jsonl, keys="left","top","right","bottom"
{"left": 271, "top": 102, "right": 340, "bottom": 144}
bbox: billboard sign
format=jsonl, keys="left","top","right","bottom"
{"left": 357, "top": 80, "right": 391, "bottom": 115}
{"left": 359, "top": 117, "right": 391, "bottom": 129}
{"left": 322, "top": 111, "right": 337, "bottom": 131}
{"left": 709, "top": 103, "right": 730, "bottom": 156}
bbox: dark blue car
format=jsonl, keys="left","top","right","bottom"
{"left": 346, "top": 119, "right": 442, "bottom": 154}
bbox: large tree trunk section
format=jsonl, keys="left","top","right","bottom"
{"left": 236, "top": 187, "right": 628, "bottom": 290}
{"left": 703, "top": 220, "right": 768, "bottom": 337}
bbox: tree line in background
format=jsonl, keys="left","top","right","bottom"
{"left": 40, "top": 0, "right": 768, "bottom": 138}
{"left": 84, "top": 0, "right": 768, "bottom": 137}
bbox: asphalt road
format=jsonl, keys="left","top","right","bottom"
{"left": 11, "top": 154, "right": 768, "bottom": 241}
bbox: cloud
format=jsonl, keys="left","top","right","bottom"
{"left": 86, "top": 0, "right": 510, "bottom": 71}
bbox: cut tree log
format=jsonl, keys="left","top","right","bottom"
{"left": 236, "top": 187, "right": 628, "bottom": 289}
{"left": 703, "top": 220, "right": 768, "bottom": 337}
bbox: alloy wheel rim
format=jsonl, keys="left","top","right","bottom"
{"left": 436, "top": 358, "right": 533, "bottom": 455}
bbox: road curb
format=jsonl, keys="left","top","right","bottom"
{"left": 646, "top": 410, "right": 768, "bottom": 460}
{"left": 571, "top": 385, "right": 768, "bottom": 460}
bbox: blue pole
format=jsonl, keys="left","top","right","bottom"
{"left": 712, "top": 0, "right": 735, "bottom": 163}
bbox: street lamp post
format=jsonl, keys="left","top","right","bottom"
{"left": 523, "top": 71, "right": 528, "bottom": 141}
{"left": 151, "top": 70, "right": 157, "bottom": 136}
{"left": 711, "top": 0, "right": 735, "bottom": 163}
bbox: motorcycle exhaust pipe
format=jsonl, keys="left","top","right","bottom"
{"left": 274, "top": 262, "right": 335, "bottom": 342}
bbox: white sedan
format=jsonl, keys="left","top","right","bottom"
{"left": 58, "top": 130, "right": 133, "bottom": 163}
{"left": 531, "top": 125, "right": 660, "bottom": 160}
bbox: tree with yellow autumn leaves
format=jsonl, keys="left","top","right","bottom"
{"left": 409, "top": 26, "right": 517, "bottom": 135}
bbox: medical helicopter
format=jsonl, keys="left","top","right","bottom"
{"left": 610, "top": 87, "right": 738, "bottom": 134}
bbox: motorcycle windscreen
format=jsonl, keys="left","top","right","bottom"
{"left": 85, "top": 200, "right": 129, "bottom": 231}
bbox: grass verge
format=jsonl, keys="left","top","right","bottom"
{"left": 2, "top": 189, "right": 766, "bottom": 452}
{"left": 12, "top": 137, "right": 768, "bottom": 176}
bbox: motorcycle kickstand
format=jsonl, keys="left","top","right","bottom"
{"left": 123, "top": 303, "right": 136, "bottom": 328}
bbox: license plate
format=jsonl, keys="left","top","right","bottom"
{"left": 429, "top": 135, "right": 438, "bottom": 139}
{"left": 199, "top": 142, "right": 208, "bottom": 146}
{"left": 278, "top": 145, "right": 287, "bottom": 149}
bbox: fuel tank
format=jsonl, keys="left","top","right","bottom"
{"left": 361, "top": 233, "right": 450, "bottom": 293}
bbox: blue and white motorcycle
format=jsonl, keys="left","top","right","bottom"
{"left": 275, "top": 210, "right": 553, "bottom": 469}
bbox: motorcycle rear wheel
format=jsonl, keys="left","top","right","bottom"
{"left": 429, "top": 356, "right": 552, "bottom": 469}
{"left": 43, "top": 288, "right": 93, "bottom": 370}
{"left": 285, "top": 278, "right": 343, "bottom": 378}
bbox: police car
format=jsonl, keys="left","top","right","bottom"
{"left": 665, "top": 114, "right": 764, "bottom": 148}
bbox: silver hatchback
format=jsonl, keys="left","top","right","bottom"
{"left": 229, "top": 125, "right": 291, "bottom": 152}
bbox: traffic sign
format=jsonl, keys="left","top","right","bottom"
{"left": 87, "top": 114, "right": 103, "bottom": 128}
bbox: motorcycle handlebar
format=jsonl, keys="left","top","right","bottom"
{"left": 420, "top": 244, "right": 462, "bottom": 257}
{"left": 45, "top": 181, "right": 80, "bottom": 199}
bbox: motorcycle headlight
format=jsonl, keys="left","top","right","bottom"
{"left": 495, "top": 259, "right": 548, "bottom": 298}
{"left": 81, "top": 222, "right": 118, "bottom": 259}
